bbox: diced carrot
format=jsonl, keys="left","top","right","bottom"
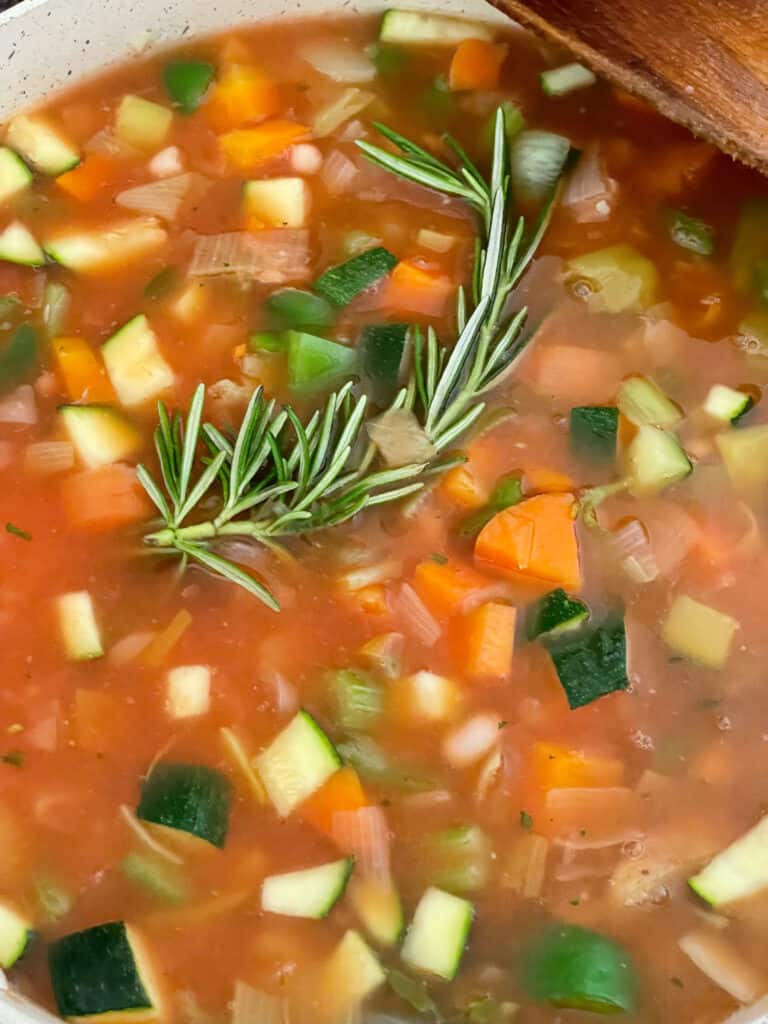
{"left": 386, "top": 259, "right": 454, "bottom": 318}
{"left": 52, "top": 336, "right": 115, "bottom": 402}
{"left": 531, "top": 742, "right": 625, "bottom": 791}
{"left": 300, "top": 767, "right": 369, "bottom": 837}
{"left": 205, "top": 65, "right": 283, "bottom": 132}
{"left": 522, "top": 345, "right": 624, "bottom": 406}
{"left": 142, "top": 609, "right": 193, "bottom": 667}
{"left": 449, "top": 40, "right": 508, "bottom": 92}
{"left": 440, "top": 464, "right": 489, "bottom": 510}
{"left": 523, "top": 467, "right": 574, "bottom": 496}
{"left": 413, "top": 557, "right": 496, "bottom": 618}
{"left": 219, "top": 120, "right": 309, "bottom": 170}
{"left": 75, "top": 689, "right": 133, "bottom": 753}
{"left": 55, "top": 153, "right": 116, "bottom": 202}
{"left": 475, "top": 492, "right": 582, "bottom": 590}
{"left": 457, "top": 600, "right": 516, "bottom": 682}
{"left": 62, "top": 464, "right": 150, "bottom": 533}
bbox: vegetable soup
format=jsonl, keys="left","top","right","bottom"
{"left": 1, "top": 8, "right": 768, "bottom": 1024}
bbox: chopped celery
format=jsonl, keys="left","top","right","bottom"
{"left": 329, "top": 668, "right": 386, "bottom": 731}
{"left": 387, "top": 968, "right": 438, "bottom": 1015}
{"left": 716, "top": 424, "right": 768, "bottom": 490}
{"left": 662, "top": 595, "right": 739, "bottom": 670}
{"left": 42, "top": 282, "right": 70, "bottom": 338}
{"left": 338, "top": 734, "right": 433, "bottom": 790}
{"left": 163, "top": 61, "right": 215, "bottom": 114}
{"left": 511, "top": 130, "right": 570, "bottom": 205}
{"left": 425, "top": 824, "right": 492, "bottom": 895}
{"left": 541, "top": 63, "right": 596, "bottom": 97}
{"left": 286, "top": 331, "right": 357, "bottom": 393}
{"left": 122, "top": 852, "right": 187, "bottom": 904}
{"left": 570, "top": 406, "right": 618, "bottom": 463}
{"left": 266, "top": 288, "right": 334, "bottom": 330}
{"left": 665, "top": 208, "right": 714, "bottom": 257}
{"left": 458, "top": 471, "right": 523, "bottom": 536}
{"left": 249, "top": 331, "right": 287, "bottom": 353}
{"left": 616, "top": 375, "right": 682, "bottom": 428}
{"left": 567, "top": 244, "right": 658, "bottom": 313}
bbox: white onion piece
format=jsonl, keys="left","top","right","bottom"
{"left": 612, "top": 518, "right": 658, "bottom": 584}
{"left": 332, "top": 805, "right": 390, "bottom": 877}
{"left": 119, "top": 805, "right": 184, "bottom": 864}
{"left": 260, "top": 668, "right": 298, "bottom": 715}
{"left": 339, "top": 559, "right": 402, "bottom": 592}
{"left": 396, "top": 584, "right": 442, "bottom": 647}
{"left": 0, "top": 385, "right": 36, "bottom": 425}
{"left": 475, "top": 746, "right": 502, "bottom": 802}
{"left": 301, "top": 39, "right": 376, "bottom": 83}
{"left": 562, "top": 144, "right": 617, "bottom": 223}
{"left": 189, "top": 230, "right": 311, "bottom": 283}
{"left": 149, "top": 146, "right": 185, "bottom": 178}
{"left": 368, "top": 408, "right": 436, "bottom": 468}
{"left": 720, "top": 994, "right": 768, "bottom": 1024}
{"left": 321, "top": 149, "right": 359, "bottom": 196}
{"left": 338, "top": 118, "right": 367, "bottom": 142}
{"left": 25, "top": 440, "right": 74, "bottom": 475}
{"left": 443, "top": 714, "right": 500, "bottom": 768}
{"left": 108, "top": 631, "right": 154, "bottom": 666}
{"left": 312, "top": 87, "right": 375, "bottom": 138}
{"left": 116, "top": 173, "right": 206, "bottom": 221}
{"left": 679, "top": 929, "right": 767, "bottom": 1004}
{"left": 290, "top": 143, "right": 323, "bottom": 175}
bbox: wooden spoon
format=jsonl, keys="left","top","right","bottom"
{"left": 491, "top": 0, "right": 768, "bottom": 173}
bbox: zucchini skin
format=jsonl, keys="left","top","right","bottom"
{"left": 137, "top": 763, "right": 232, "bottom": 848}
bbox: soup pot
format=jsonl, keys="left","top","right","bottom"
{"left": 0, "top": 1, "right": 510, "bottom": 1020}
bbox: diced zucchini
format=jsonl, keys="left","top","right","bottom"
{"left": 511, "top": 130, "right": 571, "bottom": 205}
{"left": 44, "top": 218, "right": 167, "bottom": 274}
{"left": 567, "top": 244, "right": 658, "bottom": 313}
{"left": 324, "top": 929, "right": 386, "bottom": 1012}
{"left": 6, "top": 114, "right": 79, "bottom": 176}
{"left": 163, "top": 61, "right": 215, "bottom": 115}
{"left": 0, "top": 900, "right": 33, "bottom": 969}
{"left": 56, "top": 590, "right": 104, "bottom": 661}
{"left": 716, "top": 423, "right": 768, "bottom": 490}
{"left": 59, "top": 404, "right": 142, "bottom": 469}
{"left": 266, "top": 288, "right": 333, "bottom": 330}
{"left": 401, "top": 886, "right": 474, "bottom": 981}
{"left": 704, "top": 384, "right": 753, "bottom": 424}
{"left": 361, "top": 323, "right": 409, "bottom": 401}
{"left": 527, "top": 588, "right": 589, "bottom": 642}
{"left": 730, "top": 198, "right": 768, "bottom": 294}
{"left": 122, "top": 852, "right": 187, "bottom": 905}
{"left": 287, "top": 330, "right": 357, "bottom": 393}
{"left": 425, "top": 824, "right": 491, "bottom": 895}
{"left": 0, "top": 147, "right": 33, "bottom": 204}
{"left": 261, "top": 858, "right": 354, "bottom": 918}
{"left": 541, "top": 63, "right": 596, "bottom": 97}
{"left": 48, "top": 921, "right": 163, "bottom": 1022}
{"left": 665, "top": 208, "right": 714, "bottom": 257}
{"left": 0, "top": 220, "right": 45, "bottom": 267}
{"left": 329, "top": 668, "right": 385, "bottom": 732}
{"left": 548, "top": 617, "right": 628, "bottom": 709}
{"left": 662, "top": 594, "right": 738, "bottom": 670}
{"left": 137, "top": 762, "right": 232, "bottom": 848}
{"left": 521, "top": 923, "right": 637, "bottom": 1013}
{"left": 116, "top": 95, "right": 173, "bottom": 150}
{"left": 617, "top": 375, "right": 682, "bottom": 428}
{"left": 379, "top": 10, "right": 494, "bottom": 45}
{"left": 166, "top": 665, "right": 211, "bottom": 719}
{"left": 625, "top": 425, "right": 692, "bottom": 496}
{"left": 348, "top": 874, "right": 404, "bottom": 947}
{"left": 314, "top": 247, "right": 397, "bottom": 307}
{"left": 255, "top": 709, "right": 341, "bottom": 817}
{"left": 690, "top": 814, "right": 768, "bottom": 906}
{"left": 569, "top": 405, "right": 618, "bottom": 463}
{"left": 244, "top": 177, "right": 311, "bottom": 228}
{"left": 102, "top": 314, "right": 175, "bottom": 407}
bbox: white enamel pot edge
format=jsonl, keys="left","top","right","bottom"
{"left": 0, "top": 0, "right": 510, "bottom": 1021}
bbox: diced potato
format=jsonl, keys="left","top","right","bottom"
{"left": 662, "top": 595, "right": 739, "bottom": 669}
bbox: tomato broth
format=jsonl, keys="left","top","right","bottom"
{"left": 0, "top": 10, "right": 767, "bottom": 1024}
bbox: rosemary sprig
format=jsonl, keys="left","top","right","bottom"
{"left": 137, "top": 109, "right": 560, "bottom": 609}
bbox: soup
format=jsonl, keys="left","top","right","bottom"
{"left": 1, "top": 7, "right": 768, "bottom": 1024}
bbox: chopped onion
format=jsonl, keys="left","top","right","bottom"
{"left": 554, "top": 843, "right": 617, "bottom": 882}
{"left": 232, "top": 982, "right": 287, "bottom": 1024}
{"left": 396, "top": 583, "right": 442, "bottom": 647}
{"left": 720, "top": 994, "right": 768, "bottom": 1024}
{"left": 501, "top": 833, "right": 549, "bottom": 898}
{"left": 475, "top": 746, "right": 502, "bottom": 802}
{"left": 611, "top": 518, "right": 658, "bottom": 584}
{"left": 116, "top": 173, "right": 207, "bottom": 221}
{"left": 43, "top": 281, "right": 70, "bottom": 337}
{"left": 109, "top": 631, "right": 154, "bottom": 666}
{"left": 338, "top": 559, "right": 401, "bottom": 592}
{"left": 321, "top": 149, "right": 359, "bottom": 196}
{"left": 290, "top": 143, "right": 323, "bottom": 175}
{"left": 149, "top": 146, "right": 185, "bottom": 178}
{"left": 312, "top": 87, "right": 375, "bottom": 138}
{"left": 24, "top": 440, "right": 74, "bottom": 475}
{"left": 442, "top": 714, "right": 500, "bottom": 768}
{"left": 261, "top": 668, "right": 298, "bottom": 715}
{"left": 338, "top": 119, "right": 367, "bottom": 142}
{"left": 332, "top": 805, "right": 390, "bottom": 877}
{"left": 119, "top": 805, "right": 184, "bottom": 865}
{"left": 84, "top": 127, "right": 134, "bottom": 156}
{"left": 561, "top": 144, "right": 617, "bottom": 223}
{"left": 417, "top": 228, "right": 457, "bottom": 253}
{"left": 0, "top": 385, "right": 36, "bottom": 425}
{"left": 679, "top": 929, "right": 767, "bottom": 1004}
{"left": 301, "top": 39, "right": 376, "bottom": 83}
{"left": 368, "top": 408, "right": 436, "bottom": 468}
{"left": 359, "top": 632, "right": 404, "bottom": 679}
{"left": 189, "top": 229, "right": 311, "bottom": 283}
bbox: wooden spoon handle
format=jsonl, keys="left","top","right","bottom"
{"left": 491, "top": 0, "right": 768, "bottom": 172}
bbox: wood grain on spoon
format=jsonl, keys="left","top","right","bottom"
{"left": 491, "top": 0, "right": 768, "bottom": 172}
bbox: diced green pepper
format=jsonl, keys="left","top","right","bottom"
{"left": 0, "top": 324, "right": 36, "bottom": 392}
{"left": 458, "top": 472, "right": 524, "bottom": 537}
{"left": 361, "top": 323, "right": 409, "bottom": 401}
{"left": 249, "top": 330, "right": 288, "bottom": 353}
{"left": 570, "top": 406, "right": 618, "bottom": 463}
{"left": 287, "top": 331, "right": 357, "bottom": 393}
{"left": 265, "top": 288, "right": 334, "bottom": 329}
{"left": 521, "top": 923, "right": 638, "bottom": 1014}
{"left": 163, "top": 61, "right": 215, "bottom": 114}
{"left": 665, "top": 208, "right": 714, "bottom": 257}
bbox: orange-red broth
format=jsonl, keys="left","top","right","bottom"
{"left": 0, "top": 12, "right": 767, "bottom": 1024}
